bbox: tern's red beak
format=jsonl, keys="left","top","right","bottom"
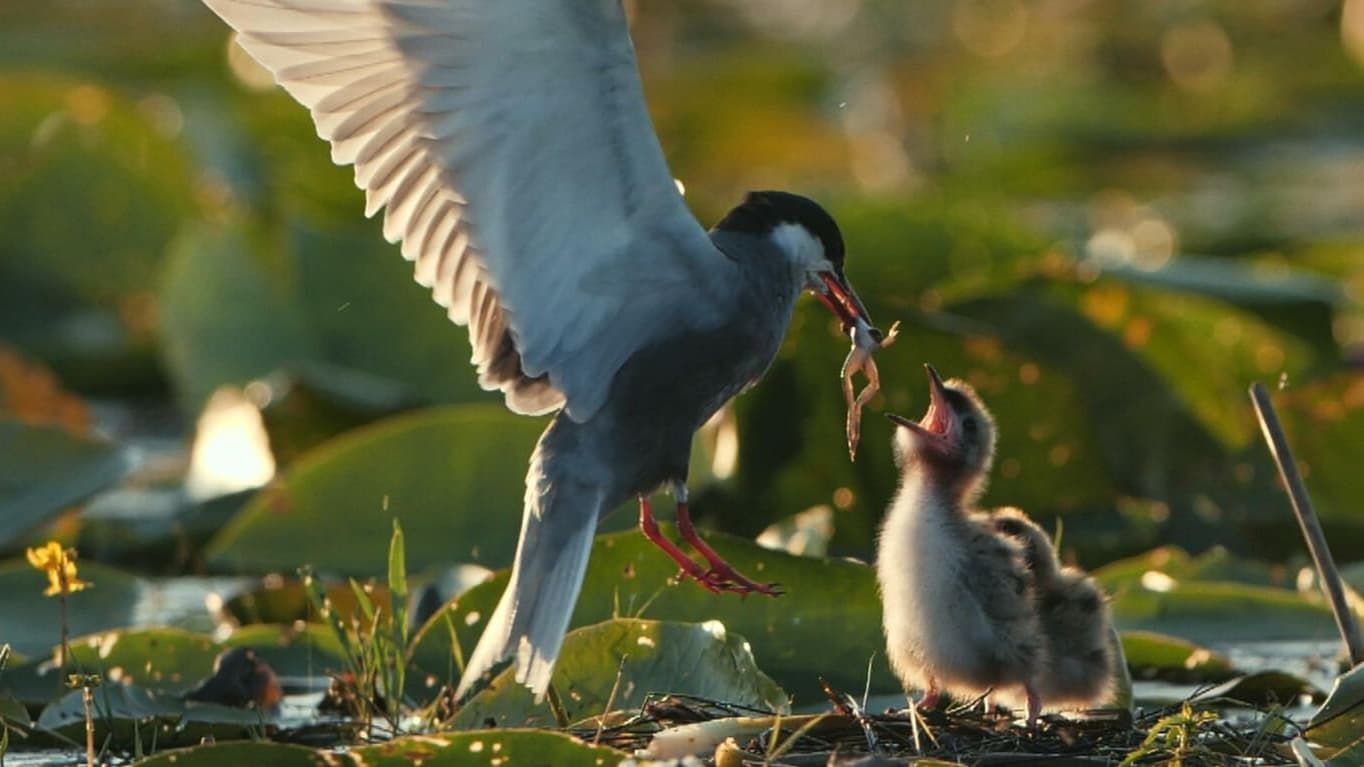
{"left": 815, "top": 270, "right": 872, "bottom": 331}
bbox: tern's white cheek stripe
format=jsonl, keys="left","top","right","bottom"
{"left": 769, "top": 221, "right": 830, "bottom": 275}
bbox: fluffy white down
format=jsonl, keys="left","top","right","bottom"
{"left": 875, "top": 473, "right": 1034, "bottom": 704}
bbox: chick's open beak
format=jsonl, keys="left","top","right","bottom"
{"left": 815, "top": 270, "right": 872, "bottom": 331}
{"left": 885, "top": 365, "right": 955, "bottom": 453}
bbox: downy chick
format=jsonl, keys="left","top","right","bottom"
{"left": 877, "top": 365, "right": 1042, "bottom": 723}
{"left": 991, "top": 507, "right": 1116, "bottom": 709}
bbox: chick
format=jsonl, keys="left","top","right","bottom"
{"left": 877, "top": 365, "right": 1042, "bottom": 723}
{"left": 991, "top": 507, "right": 1116, "bottom": 709}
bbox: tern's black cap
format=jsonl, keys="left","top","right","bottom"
{"left": 714, "top": 191, "right": 846, "bottom": 270}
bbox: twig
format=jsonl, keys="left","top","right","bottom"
{"left": 1249, "top": 382, "right": 1364, "bottom": 665}
{"left": 81, "top": 683, "right": 95, "bottom": 767}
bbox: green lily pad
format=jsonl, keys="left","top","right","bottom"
{"left": 728, "top": 305, "right": 1116, "bottom": 552}
{"left": 1308, "top": 663, "right": 1364, "bottom": 756}
{"left": 222, "top": 578, "right": 392, "bottom": 627}
{"left": 0, "top": 691, "right": 30, "bottom": 729}
{"left": 453, "top": 618, "right": 787, "bottom": 729}
{"left": 129, "top": 730, "right": 624, "bottom": 766}
{"left": 1111, "top": 580, "right": 1340, "bottom": 644}
{"left": 37, "top": 682, "right": 272, "bottom": 748}
{"left": 0, "top": 420, "right": 128, "bottom": 551}
{"left": 0, "top": 559, "right": 143, "bottom": 656}
{"left": 257, "top": 363, "right": 423, "bottom": 468}
{"left": 205, "top": 404, "right": 547, "bottom": 576}
{"left": 131, "top": 741, "right": 321, "bottom": 767}
{"left": 1098, "top": 256, "right": 1343, "bottom": 309}
{"left": 1191, "top": 671, "right": 1318, "bottom": 707}
{"left": 1095, "top": 546, "right": 1284, "bottom": 593}
{"left": 0, "top": 75, "right": 196, "bottom": 395}
{"left": 1120, "top": 630, "right": 1236, "bottom": 684}
{"left": 2, "top": 625, "right": 346, "bottom": 708}
{"left": 411, "top": 526, "right": 889, "bottom": 703}
{"left": 158, "top": 220, "right": 317, "bottom": 414}
{"left": 756, "top": 505, "right": 834, "bottom": 558}
{"left": 76, "top": 488, "right": 254, "bottom": 568}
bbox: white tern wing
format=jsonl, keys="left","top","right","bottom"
{"left": 203, "top": 0, "right": 735, "bottom": 419}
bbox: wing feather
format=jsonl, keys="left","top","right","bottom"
{"left": 204, "top": 0, "right": 731, "bottom": 418}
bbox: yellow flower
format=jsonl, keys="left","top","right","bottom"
{"left": 25, "top": 541, "right": 92, "bottom": 596}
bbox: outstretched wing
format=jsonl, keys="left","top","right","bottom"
{"left": 204, "top": 0, "right": 734, "bottom": 420}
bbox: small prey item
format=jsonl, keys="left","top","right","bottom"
{"left": 842, "top": 318, "right": 900, "bottom": 460}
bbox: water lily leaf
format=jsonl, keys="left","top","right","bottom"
{"left": 287, "top": 220, "right": 495, "bottom": 406}
{"left": 223, "top": 577, "right": 392, "bottom": 628}
{"left": 1120, "top": 630, "right": 1236, "bottom": 684}
{"left": 257, "top": 363, "right": 423, "bottom": 468}
{"left": 0, "top": 420, "right": 128, "bottom": 551}
{"left": 129, "top": 730, "right": 624, "bottom": 766}
{"left": 75, "top": 487, "right": 253, "bottom": 569}
{"left": 0, "top": 559, "right": 143, "bottom": 657}
{"left": 0, "top": 75, "right": 196, "bottom": 394}
{"left": 0, "top": 691, "right": 31, "bottom": 729}
{"left": 1095, "top": 546, "right": 1284, "bottom": 593}
{"left": 65, "top": 628, "right": 218, "bottom": 695}
{"left": 2, "top": 625, "right": 345, "bottom": 708}
{"left": 411, "top": 526, "right": 889, "bottom": 703}
{"left": 729, "top": 306, "right": 1116, "bottom": 553}
{"left": 1308, "top": 663, "right": 1364, "bottom": 755}
{"left": 130, "top": 741, "right": 320, "bottom": 767}
{"left": 1326, "top": 736, "right": 1364, "bottom": 767}
{"left": 1111, "top": 580, "right": 1340, "bottom": 644}
{"left": 158, "top": 220, "right": 317, "bottom": 414}
{"left": 756, "top": 505, "right": 834, "bottom": 558}
{"left": 204, "top": 405, "right": 547, "bottom": 576}
{"left": 1097, "top": 257, "right": 1342, "bottom": 310}
{"left": 1191, "top": 671, "right": 1318, "bottom": 707}
{"left": 1269, "top": 374, "right": 1364, "bottom": 531}
{"left": 453, "top": 618, "right": 787, "bottom": 729}
{"left": 37, "top": 683, "right": 271, "bottom": 748}
{"left": 221, "top": 624, "right": 348, "bottom": 679}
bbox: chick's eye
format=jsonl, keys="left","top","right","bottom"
{"left": 962, "top": 416, "right": 978, "bottom": 435}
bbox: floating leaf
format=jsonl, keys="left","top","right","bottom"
{"left": 0, "top": 75, "right": 196, "bottom": 393}
{"left": 257, "top": 363, "right": 422, "bottom": 468}
{"left": 158, "top": 220, "right": 317, "bottom": 414}
{"left": 1095, "top": 546, "right": 1284, "bottom": 593}
{"left": 453, "top": 618, "right": 787, "bottom": 729}
{"left": 1191, "top": 671, "right": 1317, "bottom": 707}
{"left": 2, "top": 625, "right": 345, "bottom": 707}
{"left": 0, "top": 420, "right": 128, "bottom": 551}
{"left": 1120, "top": 630, "right": 1236, "bottom": 684}
{"left": 411, "top": 526, "right": 889, "bottom": 703}
{"left": 129, "top": 730, "right": 624, "bottom": 766}
{"left": 204, "top": 405, "right": 549, "bottom": 576}
{"left": 130, "top": 741, "right": 320, "bottom": 767}
{"left": 1111, "top": 580, "right": 1340, "bottom": 644}
{"left": 37, "top": 683, "right": 271, "bottom": 748}
{"left": 222, "top": 577, "right": 390, "bottom": 627}
{"left": 0, "top": 559, "right": 142, "bottom": 657}
{"left": 1308, "top": 663, "right": 1364, "bottom": 756}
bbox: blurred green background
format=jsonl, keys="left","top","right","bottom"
{"left": 1, "top": 0, "right": 1363, "bottom": 576}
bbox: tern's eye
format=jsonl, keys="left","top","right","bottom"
{"left": 962, "top": 416, "right": 978, "bottom": 436}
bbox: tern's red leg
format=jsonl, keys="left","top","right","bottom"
{"left": 675, "top": 501, "right": 782, "bottom": 596}
{"left": 916, "top": 688, "right": 940, "bottom": 713}
{"left": 638, "top": 496, "right": 726, "bottom": 593}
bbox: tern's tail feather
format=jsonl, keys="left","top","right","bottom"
{"left": 455, "top": 456, "right": 602, "bottom": 701}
